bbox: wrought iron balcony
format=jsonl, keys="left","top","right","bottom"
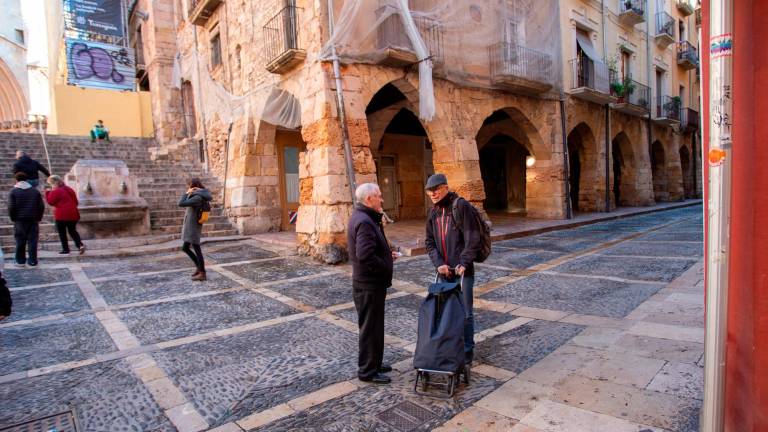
{"left": 568, "top": 58, "right": 617, "bottom": 105}
{"left": 681, "top": 107, "right": 699, "bottom": 132}
{"left": 619, "top": 0, "right": 646, "bottom": 26}
{"left": 264, "top": 6, "right": 306, "bottom": 74}
{"left": 610, "top": 76, "right": 651, "bottom": 116}
{"left": 489, "top": 42, "right": 553, "bottom": 95}
{"left": 654, "top": 95, "right": 682, "bottom": 125}
{"left": 695, "top": 6, "right": 702, "bottom": 27}
{"left": 188, "top": 0, "right": 222, "bottom": 26}
{"left": 677, "top": 41, "right": 699, "bottom": 70}
{"left": 676, "top": 0, "right": 695, "bottom": 16}
{"left": 655, "top": 12, "right": 676, "bottom": 49}
{"left": 375, "top": 4, "right": 444, "bottom": 68}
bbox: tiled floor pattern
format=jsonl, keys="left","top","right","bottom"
{"left": 0, "top": 206, "right": 705, "bottom": 431}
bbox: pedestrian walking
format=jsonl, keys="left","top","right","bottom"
{"left": 13, "top": 151, "right": 50, "bottom": 188}
{"left": 347, "top": 183, "right": 398, "bottom": 384}
{"left": 0, "top": 249, "right": 9, "bottom": 321}
{"left": 8, "top": 172, "right": 45, "bottom": 267}
{"left": 424, "top": 174, "right": 484, "bottom": 364}
{"left": 44, "top": 175, "right": 86, "bottom": 255}
{"left": 178, "top": 178, "right": 212, "bottom": 281}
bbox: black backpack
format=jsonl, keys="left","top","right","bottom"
{"left": 451, "top": 197, "right": 492, "bottom": 263}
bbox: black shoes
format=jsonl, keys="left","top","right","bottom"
{"left": 59, "top": 250, "right": 70, "bottom": 255}
{"left": 359, "top": 373, "right": 391, "bottom": 384}
{"left": 379, "top": 364, "right": 392, "bottom": 373}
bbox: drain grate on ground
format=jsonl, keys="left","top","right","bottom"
{"left": 0, "top": 411, "right": 78, "bottom": 432}
{"left": 376, "top": 401, "right": 436, "bottom": 432}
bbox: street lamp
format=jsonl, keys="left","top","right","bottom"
{"left": 525, "top": 155, "right": 536, "bottom": 167}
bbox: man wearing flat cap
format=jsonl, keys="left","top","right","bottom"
{"left": 424, "top": 173, "right": 483, "bottom": 364}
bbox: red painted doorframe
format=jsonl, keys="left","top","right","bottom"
{"left": 702, "top": 1, "right": 768, "bottom": 430}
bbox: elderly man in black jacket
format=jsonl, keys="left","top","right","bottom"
{"left": 13, "top": 151, "right": 50, "bottom": 188}
{"left": 347, "top": 182, "right": 397, "bottom": 384}
{"left": 424, "top": 173, "right": 483, "bottom": 364}
{"left": 8, "top": 172, "right": 45, "bottom": 266}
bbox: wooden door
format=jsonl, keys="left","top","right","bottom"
{"left": 277, "top": 130, "right": 306, "bottom": 231}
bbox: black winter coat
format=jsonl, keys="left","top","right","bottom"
{"left": 8, "top": 183, "right": 44, "bottom": 222}
{"left": 425, "top": 192, "right": 482, "bottom": 277}
{"left": 13, "top": 156, "right": 50, "bottom": 181}
{"left": 347, "top": 204, "right": 393, "bottom": 291}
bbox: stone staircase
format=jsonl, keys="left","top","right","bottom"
{"left": 0, "top": 132, "right": 238, "bottom": 252}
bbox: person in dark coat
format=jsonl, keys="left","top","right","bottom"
{"left": 8, "top": 172, "right": 45, "bottom": 266}
{"left": 347, "top": 183, "right": 397, "bottom": 384}
{"left": 178, "top": 178, "right": 212, "bottom": 281}
{"left": 45, "top": 175, "right": 85, "bottom": 255}
{"left": 13, "top": 151, "right": 50, "bottom": 188}
{"left": 424, "top": 173, "right": 483, "bottom": 364}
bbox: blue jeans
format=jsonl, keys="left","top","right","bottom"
{"left": 439, "top": 274, "right": 475, "bottom": 355}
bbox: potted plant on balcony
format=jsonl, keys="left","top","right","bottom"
{"left": 663, "top": 96, "right": 682, "bottom": 117}
{"left": 612, "top": 76, "right": 636, "bottom": 103}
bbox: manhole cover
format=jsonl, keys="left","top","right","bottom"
{"left": 376, "top": 401, "right": 436, "bottom": 432}
{"left": 0, "top": 412, "right": 78, "bottom": 432}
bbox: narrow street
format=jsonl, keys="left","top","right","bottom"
{"left": 0, "top": 205, "right": 704, "bottom": 432}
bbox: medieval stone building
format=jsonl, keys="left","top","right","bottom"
{"left": 129, "top": 0, "right": 701, "bottom": 262}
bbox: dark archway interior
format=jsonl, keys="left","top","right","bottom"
{"left": 480, "top": 134, "right": 529, "bottom": 212}
{"left": 679, "top": 145, "right": 693, "bottom": 199}
{"left": 366, "top": 83, "right": 407, "bottom": 115}
{"left": 651, "top": 140, "right": 667, "bottom": 202}
{"left": 612, "top": 139, "right": 623, "bottom": 206}
{"left": 383, "top": 108, "right": 429, "bottom": 138}
{"left": 567, "top": 131, "right": 584, "bottom": 212}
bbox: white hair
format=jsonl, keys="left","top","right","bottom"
{"left": 355, "top": 183, "right": 380, "bottom": 204}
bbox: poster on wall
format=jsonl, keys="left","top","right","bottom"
{"left": 66, "top": 38, "right": 135, "bottom": 91}
{"left": 64, "top": 0, "right": 125, "bottom": 37}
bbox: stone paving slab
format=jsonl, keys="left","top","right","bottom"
{"left": 3, "top": 267, "right": 73, "bottom": 287}
{"left": 2, "top": 284, "right": 87, "bottom": 323}
{"left": 493, "top": 235, "right": 596, "bottom": 254}
{"left": 636, "top": 231, "right": 704, "bottom": 242}
{"left": 551, "top": 255, "right": 698, "bottom": 282}
{"left": 482, "top": 249, "right": 566, "bottom": 270}
{"left": 0, "top": 314, "right": 115, "bottom": 375}
{"left": 118, "top": 290, "right": 298, "bottom": 345}
{"left": 83, "top": 255, "right": 193, "bottom": 279}
{"left": 251, "top": 372, "right": 502, "bottom": 431}
{"left": 205, "top": 245, "right": 278, "bottom": 264}
{"left": 265, "top": 274, "right": 355, "bottom": 309}
{"left": 482, "top": 273, "right": 662, "bottom": 318}
{"left": 94, "top": 269, "right": 239, "bottom": 305}
{"left": 152, "top": 317, "right": 409, "bottom": 427}
{"left": 599, "top": 241, "right": 703, "bottom": 257}
{"left": 0, "top": 359, "right": 174, "bottom": 431}
{"left": 476, "top": 320, "right": 585, "bottom": 374}
{"left": 393, "top": 256, "right": 515, "bottom": 287}
{"left": 225, "top": 258, "right": 328, "bottom": 284}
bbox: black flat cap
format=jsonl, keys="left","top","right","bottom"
{"left": 425, "top": 173, "right": 448, "bottom": 190}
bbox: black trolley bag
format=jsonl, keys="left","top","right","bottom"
{"left": 413, "top": 273, "right": 470, "bottom": 397}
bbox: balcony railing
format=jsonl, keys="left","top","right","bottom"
{"left": 677, "top": 41, "right": 699, "bottom": 69}
{"left": 188, "top": 0, "right": 222, "bottom": 26}
{"left": 263, "top": 6, "right": 306, "bottom": 74}
{"left": 695, "top": 6, "right": 702, "bottom": 26}
{"left": 676, "top": 0, "right": 695, "bottom": 15}
{"left": 655, "top": 12, "right": 676, "bottom": 48}
{"left": 619, "top": 0, "right": 646, "bottom": 26}
{"left": 656, "top": 96, "right": 682, "bottom": 121}
{"left": 569, "top": 57, "right": 611, "bottom": 94}
{"left": 610, "top": 76, "right": 650, "bottom": 110}
{"left": 681, "top": 107, "right": 700, "bottom": 131}
{"left": 375, "top": 3, "right": 444, "bottom": 67}
{"left": 489, "top": 42, "right": 553, "bottom": 94}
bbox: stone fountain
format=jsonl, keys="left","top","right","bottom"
{"left": 65, "top": 160, "right": 149, "bottom": 238}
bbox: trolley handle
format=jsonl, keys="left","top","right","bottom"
{"left": 434, "top": 267, "right": 465, "bottom": 288}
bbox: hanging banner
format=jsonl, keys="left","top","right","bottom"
{"left": 66, "top": 38, "right": 135, "bottom": 91}
{"left": 64, "top": 0, "right": 125, "bottom": 37}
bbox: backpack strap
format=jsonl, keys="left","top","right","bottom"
{"left": 451, "top": 197, "right": 464, "bottom": 232}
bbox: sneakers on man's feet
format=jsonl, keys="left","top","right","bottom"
{"left": 59, "top": 250, "right": 70, "bottom": 255}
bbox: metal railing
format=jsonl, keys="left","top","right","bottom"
{"left": 263, "top": 5, "right": 302, "bottom": 66}
{"left": 610, "top": 76, "right": 650, "bottom": 110}
{"left": 569, "top": 57, "right": 611, "bottom": 94}
{"left": 677, "top": 40, "right": 699, "bottom": 65}
{"left": 656, "top": 12, "right": 675, "bottom": 39}
{"left": 489, "top": 42, "right": 553, "bottom": 86}
{"left": 375, "top": 3, "right": 444, "bottom": 65}
{"left": 620, "top": 0, "right": 646, "bottom": 17}
{"left": 656, "top": 95, "right": 682, "bottom": 120}
{"left": 695, "top": 7, "right": 702, "bottom": 26}
{"left": 682, "top": 107, "right": 700, "bottom": 130}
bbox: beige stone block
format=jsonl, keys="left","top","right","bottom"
{"left": 646, "top": 361, "right": 703, "bottom": 399}
{"left": 520, "top": 400, "right": 663, "bottom": 432}
{"left": 578, "top": 350, "right": 666, "bottom": 389}
{"left": 287, "top": 381, "right": 358, "bottom": 411}
{"left": 312, "top": 175, "right": 352, "bottom": 205}
{"left": 612, "top": 334, "right": 704, "bottom": 364}
{"left": 476, "top": 377, "right": 556, "bottom": 421}
{"left": 517, "top": 345, "right": 603, "bottom": 387}
{"left": 432, "top": 406, "right": 518, "bottom": 432}
{"left": 472, "top": 364, "right": 517, "bottom": 381}
{"left": 236, "top": 403, "right": 294, "bottom": 430}
{"left": 146, "top": 377, "right": 188, "bottom": 410}
{"left": 569, "top": 327, "right": 625, "bottom": 351}
{"left": 628, "top": 322, "right": 705, "bottom": 343}
{"left": 229, "top": 186, "right": 258, "bottom": 208}
{"left": 165, "top": 402, "right": 209, "bottom": 432}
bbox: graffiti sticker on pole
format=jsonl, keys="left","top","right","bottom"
{"left": 66, "top": 39, "right": 135, "bottom": 91}
{"left": 710, "top": 34, "right": 733, "bottom": 59}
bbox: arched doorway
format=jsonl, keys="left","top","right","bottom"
{"left": 567, "top": 123, "right": 599, "bottom": 212}
{"left": 479, "top": 135, "right": 529, "bottom": 212}
{"left": 679, "top": 145, "right": 693, "bottom": 199}
{"left": 366, "top": 83, "right": 433, "bottom": 220}
{"left": 611, "top": 132, "right": 638, "bottom": 207}
{"left": 650, "top": 140, "right": 668, "bottom": 202}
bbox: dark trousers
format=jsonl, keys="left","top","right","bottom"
{"left": 182, "top": 242, "right": 205, "bottom": 272}
{"left": 55, "top": 220, "right": 83, "bottom": 252}
{"left": 14, "top": 221, "right": 39, "bottom": 264}
{"left": 353, "top": 289, "right": 386, "bottom": 379}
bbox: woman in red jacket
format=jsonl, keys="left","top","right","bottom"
{"left": 45, "top": 175, "right": 86, "bottom": 255}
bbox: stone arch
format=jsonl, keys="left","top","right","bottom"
{"left": 0, "top": 59, "right": 28, "bottom": 123}
{"left": 567, "top": 122, "right": 599, "bottom": 212}
{"left": 611, "top": 131, "right": 640, "bottom": 207}
{"left": 474, "top": 106, "right": 547, "bottom": 158}
{"left": 679, "top": 144, "right": 694, "bottom": 199}
{"left": 650, "top": 140, "right": 668, "bottom": 202}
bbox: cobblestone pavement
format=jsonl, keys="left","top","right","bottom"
{"left": 0, "top": 205, "right": 704, "bottom": 432}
